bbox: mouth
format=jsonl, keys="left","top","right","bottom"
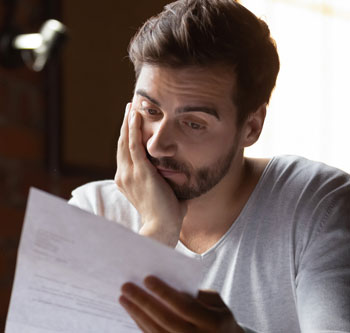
{"left": 156, "top": 167, "right": 182, "bottom": 178}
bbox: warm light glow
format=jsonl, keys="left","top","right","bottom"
{"left": 40, "top": 19, "right": 66, "bottom": 42}
{"left": 242, "top": 0, "right": 350, "bottom": 172}
{"left": 32, "top": 19, "right": 67, "bottom": 72}
{"left": 46, "top": 19, "right": 65, "bottom": 32}
{"left": 13, "top": 33, "right": 43, "bottom": 49}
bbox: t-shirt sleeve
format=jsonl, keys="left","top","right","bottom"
{"left": 295, "top": 184, "right": 350, "bottom": 332}
{"left": 68, "top": 181, "right": 104, "bottom": 215}
{"left": 67, "top": 180, "right": 142, "bottom": 232}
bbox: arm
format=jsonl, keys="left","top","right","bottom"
{"left": 296, "top": 191, "right": 350, "bottom": 332}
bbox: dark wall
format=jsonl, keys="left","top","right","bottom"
{"left": 0, "top": 0, "right": 169, "bottom": 330}
{"left": 62, "top": 1, "right": 170, "bottom": 173}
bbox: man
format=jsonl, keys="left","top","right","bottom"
{"left": 69, "top": 0, "right": 350, "bottom": 332}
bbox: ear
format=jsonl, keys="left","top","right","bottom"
{"left": 240, "top": 103, "right": 266, "bottom": 148}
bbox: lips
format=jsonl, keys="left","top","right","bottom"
{"left": 156, "top": 167, "right": 181, "bottom": 178}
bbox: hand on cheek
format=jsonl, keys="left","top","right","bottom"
{"left": 115, "top": 103, "right": 187, "bottom": 247}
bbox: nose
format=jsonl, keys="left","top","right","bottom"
{"left": 145, "top": 120, "right": 177, "bottom": 158}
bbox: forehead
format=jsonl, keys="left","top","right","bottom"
{"left": 134, "top": 65, "right": 236, "bottom": 107}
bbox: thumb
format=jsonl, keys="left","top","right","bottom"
{"left": 197, "top": 289, "right": 227, "bottom": 308}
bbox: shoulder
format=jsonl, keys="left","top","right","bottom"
{"left": 266, "top": 155, "right": 350, "bottom": 195}
{"left": 265, "top": 155, "right": 350, "bottom": 248}
{"left": 257, "top": 155, "right": 350, "bottom": 237}
{"left": 68, "top": 180, "right": 141, "bottom": 230}
{"left": 264, "top": 155, "right": 350, "bottom": 218}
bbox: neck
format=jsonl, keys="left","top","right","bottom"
{"left": 179, "top": 154, "right": 269, "bottom": 253}
{"left": 181, "top": 152, "right": 247, "bottom": 236}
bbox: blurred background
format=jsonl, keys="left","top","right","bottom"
{"left": 0, "top": 0, "right": 349, "bottom": 330}
{"left": 0, "top": 0, "right": 169, "bottom": 329}
{"left": 242, "top": 0, "right": 350, "bottom": 170}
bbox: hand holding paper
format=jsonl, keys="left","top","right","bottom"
{"left": 120, "top": 276, "right": 242, "bottom": 332}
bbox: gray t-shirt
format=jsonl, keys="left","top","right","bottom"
{"left": 69, "top": 155, "right": 350, "bottom": 332}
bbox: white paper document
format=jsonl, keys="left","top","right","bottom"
{"left": 6, "top": 188, "right": 203, "bottom": 332}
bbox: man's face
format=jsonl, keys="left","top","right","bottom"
{"left": 132, "top": 65, "right": 244, "bottom": 200}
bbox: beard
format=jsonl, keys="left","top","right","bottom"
{"left": 147, "top": 140, "right": 239, "bottom": 201}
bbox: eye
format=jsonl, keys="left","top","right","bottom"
{"left": 139, "top": 102, "right": 160, "bottom": 117}
{"left": 146, "top": 108, "right": 159, "bottom": 116}
{"left": 185, "top": 121, "right": 206, "bottom": 130}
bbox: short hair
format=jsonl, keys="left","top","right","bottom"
{"left": 128, "top": 0, "right": 280, "bottom": 124}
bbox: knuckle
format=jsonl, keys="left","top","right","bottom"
{"left": 115, "top": 171, "right": 133, "bottom": 188}
{"left": 115, "top": 176, "right": 123, "bottom": 188}
{"left": 133, "top": 167, "right": 141, "bottom": 177}
{"left": 118, "top": 137, "right": 126, "bottom": 148}
{"left": 122, "top": 174, "right": 132, "bottom": 186}
{"left": 129, "top": 142, "right": 137, "bottom": 152}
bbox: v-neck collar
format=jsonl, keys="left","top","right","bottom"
{"left": 176, "top": 156, "right": 277, "bottom": 259}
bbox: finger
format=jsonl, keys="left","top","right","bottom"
{"left": 121, "top": 282, "right": 195, "bottom": 332}
{"left": 119, "top": 295, "right": 166, "bottom": 333}
{"left": 117, "top": 103, "right": 132, "bottom": 167}
{"left": 128, "top": 110, "right": 148, "bottom": 165}
{"left": 144, "top": 276, "right": 215, "bottom": 326}
{"left": 120, "top": 102, "right": 132, "bottom": 143}
{"left": 122, "top": 102, "right": 132, "bottom": 132}
{"left": 197, "top": 289, "right": 227, "bottom": 308}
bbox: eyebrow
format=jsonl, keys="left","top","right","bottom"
{"left": 176, "top": 106, "right": 220, "bottom": 120}
{"left": 136, "top": 89, "right": 161, "bottom": 107}
{"left": 135, "top": 89, "right": 220, "bottom": 120}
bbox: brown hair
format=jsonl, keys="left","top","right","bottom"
{"left": 128, "top": 0, "right": 280, "bottom": 124}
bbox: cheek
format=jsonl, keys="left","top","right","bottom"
{"left": 182, "top": 140, "right": 217, "bottom": 165}
{"left": 188, "top": 135, "right": 230, "bottom": 164}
